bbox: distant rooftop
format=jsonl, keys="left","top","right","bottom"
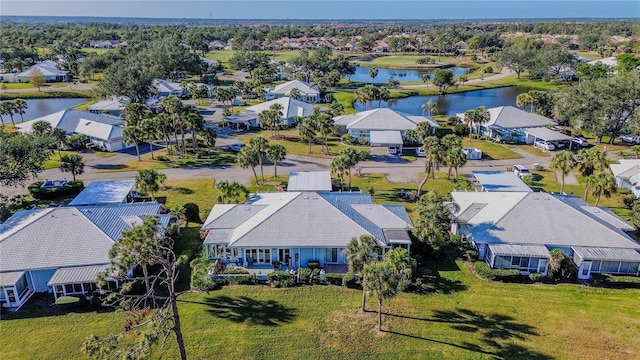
{"left": 69, "top": 180, "right": 136, "bottom": 206}
{"left": 287, "top": 171, "right": 332, "bottom": 192}
{"left": 472, "top": 171, "right": 532, "bottom": 192}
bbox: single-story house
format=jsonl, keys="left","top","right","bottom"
{"left": 0, "top": 203, "right": 169, "bottom": 310}
{"left": 16, "top": 109, "right": 133, "bottom": 152}
{"left": 587, "top": 57, "right": 618, "bottom": 68}
{"left": 334, "top": 108, "right": 439, "bottom": 149}
{"left": 471, "top": 171, "right": 532, "bottom": 192}
{"left": 457, "top": 106, "right": 555, "bottom": 143}
{"left": 201, "top": 192, "right": 413, "bottom": 272}
{"left": 265, "top": 80, "right": 321, "bottom": 103}
{"left": 450, "top": 191, "right": 640, "bottom": 279}
{"left": 207, "top": 40, "right": 227, "bottom": 50}
{"left": 287, "top": 171, "right": 332, "bottom": 192}
{"left": 69, "top": 180, "right": 136, "bottom": 206}
{"left": 13, "top": 60, "right": 69, "bottom": 83}
{"left": 225, "top": 97, "right": 320, "bottom": 129}
{"left": 611, "top": 159, "right": 640, "bottom": 197}
{"left": 153, "top": 79, "right": 187, "bottom": 97}
{"left": 88, "top": 96, "right": 162, "bottom": 116}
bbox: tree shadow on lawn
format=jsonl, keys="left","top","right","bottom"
{"left": 384, "top": 308, "right": 551, "bottom": 359}
{"left": 180, "top": 295, "right": 296, "bottom": 326}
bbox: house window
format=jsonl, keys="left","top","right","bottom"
{"left": 245, "top": 249, "right": 270, "bottom": 263}
{"left": 64, "top": 283, "right": 83, "bottom": 294}
{"left": 325, "top": 248, "right": 338, "bottom": 263}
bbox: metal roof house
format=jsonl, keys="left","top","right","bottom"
{"left": 201, "top": 192, "right": 413, "bottom": 273}
{"left": 472, "top": 171, "right": 532, "bottom": 192}
{"left": 450, "top": 191, "right": 640, "bottom": 279}
{"left": 13, "top": 60, "right": 69, "bottom": 83}
{"left": 0, "top": 203, "right": 168, "bottom": 310}
{"left": 225, "top": 97, "right": 320, "bottom": 129}
{"left": 334, "top": 108, "right": 439, "bottom": 149}
{"left": 610, "top": 159, "right": 640, "bottom": 197}
{"left": 265, "top": 80, "right": 321, "bottom": 103}
{"left": 16, "top": 109, "right": 133, "bottom": 152}
{"left": 287, "top": 171, "right": 332, "bottom": 192}
{"left": 69, "top": 180, "right": 136, "bottom": 206}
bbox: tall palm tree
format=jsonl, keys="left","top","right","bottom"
{"left": 140, "top": 117, "right": 160, "bottom": 160}
{"left": 161, "top": 96, "right": 185, "bottom": 155}
{"left": 269, "top": 103, "right": 284, "bottom": 139}
{"left": 549, "top": 150, "right": 577, "bottom": 193}
{"left": 516, "top": 92, "right": 533, "bottom": 111}
{"left": 182, "top": 108, "right": 204, "bottom": 152}
{"left": 585, "top": 172, "right": 616, "bottom": 206}
{"left": 463, "top": 109, "right": 475, "bottom": 141}
{"left": 448, "top": 147, "right": 467, "bottom": 179}
{"left": 31, "top": 120, "right": 52, "bottom": 137}
{"left": 417, "top": 136, "right": 442, "bottom": 198}
{"left": 345, "top": 234, "right": 380, "bottom": 312}
{"left": 415, "top": 121, "right": 432, "bottom": 141}
{"left": 135, "top": 169, "right": 161, "bottom": 201}
{"left": 267, "top": 144, "right": 287, "bottom": 178}
{"left": 331, "top": 154, "right": 348, "bottom": 191}
{"left": 364, "top": 261, "right": 398, "bottom": 331}
{"left": 354, "top": 88, "right": 369, "bottom": 111}
{"left": 154, "top": 113, "right": 174, "bottom": 155}
{"left": 421, "top": 99, "right": 438, "bottom": 117}
{"left": 340, "top": 146, "right": 363, "bottom": 190}
{"left": 314, "top": 112, "right": 334, "bottom": 155}
{"left": 13, "top": 99, "right": 28, "bottom": 122}
{"left": 288, "top": 87, "right": 300, "bottom": 100}
{"left": 377, "top": 87, "right": 390, "bottom": 108}
{"left": 298, "top": 117, "right": 316, "bottom": 153}
{"left": 473, "top": 106, "right": 490, "bottom": 140}
{"left": 577, "top": 147, "right": 610, "bottom": 177}
{"left": 368, "top": 67, "right": 378, "bottom": 84}
{"left": 421, "top": 73, "right": 430, "bottom": 88}
{"left": 249, "top": 136, "right": 270, "bottom": 182}
{"left": 51, "top": 127, "right": 67, "bottom": 156}
{"left": 238, "top": 145, "right": 260, "bottom": 185}
{"left": 58, "top": 154, "right": 84, "bottom": 181}
{"left": 4, "top": 101, "right": 16, "bottom": 126}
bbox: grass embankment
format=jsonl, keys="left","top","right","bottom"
{"left": 0, "top": 90, "right": 92, "bottom": 100}
{"left": 461, "top": 139, "right": 523, "bottom": 160}
{"left": 2, "top": 256, "right": 639, "bottom": 359}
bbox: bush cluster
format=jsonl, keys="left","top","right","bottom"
{"left": 55, "top": 295, "right": 87, "bottom": 309}
{"left": 267, "top": 271, "right": 296, "bottom": 288}
{"left": 453, "top": 124, "right": 470, "bottom": 136}
{"left": 28, "top": 180, "right": 84, "bottom": 200}
{"left": 528, "top": 273, "right": 543, "bottom": 282}
{"left": 474, "top": 262, "right": 521, "bottom": 282}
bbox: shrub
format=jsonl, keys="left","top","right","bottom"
{"left": 397, "top": 277, "right": 412, "bottom": 292}
{"left": 325, "top": 273, "right": 344, "bottom": 285}
{"left": 28, "top": 180, "right": 84, "bottom": 200}
{"left": 157, "top": 155, "right": 170, "bottom": 162}
{"left": 55, "top": 295, "right": 86, "bottom": 309}
{"left": 449, "top": 234, "right": 462, "bottom": 245}
{"left": 464, "top": 250, "right": 478, "bottom": 262}
{"left": 268, "top": 271, "right": 296, "bottom": 288}
{"left": 533, "top": 164, "right": 545, "bottom": 171}
{"left": 621, "top": 193, "right": 635, "bottom": 209}
{"left": 484, "top": 66, "right": 494, "bottom": 74}
{"left": 222, "top": 268, "right": 249, "bottom": 275}
{"left": 342, "top": 134, "right": 355, "bottom": 144}
{"left": 529, "top": 273, "right": 543, "bottom": 282}
{"left": 447, "top": 116, "right": 461, "bottom": 126}
{"left": 358, "top": 136, "right": 369, "bottom": 146}
{"left": 453, "top": 124, "right": 470, "bottom": 136}
{"left": 183, "top": 203, "right": 202, "bottom": 224}
{"left": 474, "top": 262, "right": 521, "bottom": 282}
{"left": 342, "top": 273, "right": 359, "bottom": 288}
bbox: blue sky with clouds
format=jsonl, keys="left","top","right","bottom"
{"left": 2, "top": 1, "right": 638, "bottom": 19}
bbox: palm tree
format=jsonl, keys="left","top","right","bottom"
{"left": 58, "top": 154, "right": 84, "bottom": 181}
{"left": 161, "top": 96, "right": 185, "bottom": 155}
{"left": 516, "top": 92, "right": 533, "bottom": 111}
{"left": 585, "top": 172, "right": 616, "bottom": 206}
{"left": 155, "top": 113, "right": 174, "bottom": 155}
{"left": 51, "top": 127, "right": 67, "bottom": 156}
{"left": 354, "top": 88, "right": 369, "bottom": 111}
{"left": 0, "top": 102, "right": 8, "bottom": 129}
{"left": 473, "top": 106, "right": 490, "bottom": 140}
{"left": 288, "top": 87, "right": 300, "bottom": 100}
{"left": 298, "top": 117, "right": 316, "bottom": 153}
{"left": 314, "top": 112, "right": 334, "bottom": 155}
{"left": 269, "top": 103, "right": 284, "bottom": 139}
{"left": 31, "top": 120, "right": 52, "bottom": 137}
{"left": 13, "top": 99, "right": 28, "bottom": 122}
{"left": 448, "top": 147, "right": 467, "bottom": 179}
{"left": 140, "top": 117, "right": 159, "bottom": 160}
{"left": 267, "top": 144, "right": 287, "bottom": 177}
{"left": 4, "top": 101, "right": 16, "bottom": 126}
{"left": 415, "top": 121, "right": 432, "bottom": 141}
{"left": 122, "top": 102, "right": 151, "bottom": 161}
{"left": 377, "top": 87, "right": 390, "bottom": 108}
{"left": 123, "top": 124, "right": 144, "bottom": 161}
{"left": 202, "top": 127, "right": 217, "bottom": 154}
{"left": 463, "top": 109, "right": 475, "bottom": 141}
{"left": 631, "top": 145, "right": 640, "bottom": 159}
{"left": 421, "top": 73, "right": 430, "bottom": 88}
{"left": 345, "top": 235, "right": 380, "bottom": 312}
{"left": 577, "top": 147, "right": 610, "bottom": 177}
{"left": 421, "top": 99, "right": 438, "bottom": 117}
{"left": 331, "top": 154, "right": 348, "bottom": 191}
{"left": 216, "top": 180, "right": 249, "bottom": 204}
{"left": 417, "top": 136, "right": 441, "bottom": 198}
{"left": 237, "top": 146, "right": 260, "bottom": 185}
{"left": 340, "top": 146, "right": 364, "bottom": 190}
{"left": 182, "top": 108, "right": 204, "bottom": 152}
{"left": 135, "top": 169, "right": 161, "bottom": 201}
{"left": 364, "top": 261, "right": 398, "bottom": 331}
{"left": 249, "top": 136, "right": 270, "bottom": 182}
{"left": 549, "top": 150, "right": 577, "bottom": 193}
{"left": 368, "top": 67, "right": 378, "bottom": 84}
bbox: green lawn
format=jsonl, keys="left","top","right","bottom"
{"left": 43, "top": 151, "right": 80, "bottom": 170}
{"left": 461, "top": 139, "right": 523, "bottom": 160}
{"left": 239, "top": 129, "right": 369, "bottom": 158}
{"left": 516, "top": 144, "right": 552, "bottom": 157}
{"left": 2, "top": 256, "right": 639, "bottom": 359}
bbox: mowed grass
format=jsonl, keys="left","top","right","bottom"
{"left": 239, "top": 129, "right": 369, "bottom": 158}
{"left": 2, "top": 258, "right": 639, "bottom": 359}
{"left": 461, "top": 139, "right": 523, "bottom": 160}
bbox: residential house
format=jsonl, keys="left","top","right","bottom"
{"left": 456, "top": 106, "right": 569, "bottom": 146}
{"left": 587, "top": 57, "right": 618, "bottom": 68}
{"left": 69, "top": 180, "right": 137, "bottom": 207}
{"left": 450, "top": 191, "right": 640, "bottom": 279}
{"left": 0, "top": 203, "right": 169, "bottom": 310}
{"left": 207, "top": 40, "right": 227, "bottom": 50}
{"left": 201, "top": 192, "right": 413, "bottom": 272}
{"left": 611, "top": 159, "right": 640, "bottom": 197}
{"left": 14, "top": 60, "right": 69, "bottom": 83}
{"left": 16, "top": 109, "right": 133, "bottom": 152}
{"left": 87, "top": 96, "right": 162, "bottom": 116}
{"left": 153, "top": 78, "right": 188, "bottom": 97}
{"left": 471, "top": 171, "right": 532, "bottom": 192}
{"left": 264, "top": 80, "right": 321, "bottom": 103}
{"left": 287, "top": 171, "right": 332, "bottom": 192}
{"left": 225, "top": 97, "right": 320, "bottom": 129}
{"left": 334, "top": 108, "right": 439, "bottom": 149}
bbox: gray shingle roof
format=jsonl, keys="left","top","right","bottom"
{"left": 272, "top": 80, "right": 319, "bottom": 96}
{"left": 334, "top": 108, "right": 438, "bottom": 131}
{"left": 47, "top": 265, "right": 109, "bottom": 286}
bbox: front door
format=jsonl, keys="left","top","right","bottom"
{"left": 279, "top": 249, "right": 291, "bottom": 267}
{"left": 538, "top": 259, "right": 548, "bottom": 275}
{"left": 578, "top": 261, "right": 592, "bottom": 280}
{"left": 4, "top": 288, "right": 18, "bottom": 308}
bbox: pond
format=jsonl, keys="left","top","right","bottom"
{"left": 346, "top": 66, "right": 469, "bottom": 84}
{"left": 0, "top": 98, "right": 88, "bottom": 124}
{"left": 353, "top": 86, "right": 536, "bottom": 116}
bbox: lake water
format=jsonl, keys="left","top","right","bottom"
{"left": 353, "top": 86, "right": 536, "bottom": 116}
{"left": 0, "top": 98, "right": 87, "bottom": 124}
{"left": 347, "top": 66, "right": 469, "bottom": 84}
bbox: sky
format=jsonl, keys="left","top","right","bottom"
{"left": 1, "top": 0, "right": 639, "bottom": 20}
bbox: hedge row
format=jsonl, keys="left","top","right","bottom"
{"left": 28, "top": 180, "right": 84, "bottom": 200}
{"left": 474, "top": 262, "right": 522, "bottom": 282}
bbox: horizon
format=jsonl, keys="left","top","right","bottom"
{"left": 1, "top": 1, "right": 639, "bottom": 21}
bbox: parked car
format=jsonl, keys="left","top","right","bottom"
{"left": 415, "top": 147, "right": 426, "bottom": 157}
{"left": 228, "top": 142, "right": 246, "bottom": 152}
{"left": 571, "top": 137, "right": 590, "bottom": 147}
{"left": 513, "top": 165, "right": 531, "bottom": 178}
{"left": 619, "top": 135, "right": 640, "bottom": 145}
{"left": 534, "top": 140, "right": 555, "bottom": 151}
